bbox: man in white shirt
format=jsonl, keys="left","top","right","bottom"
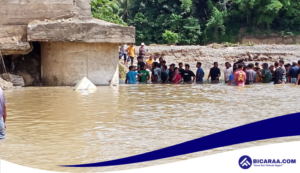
{"left": 152, "top": 62, "right": 162, "bottom": 82}
{"left": 119, "top": 44, "right": 128, "bottom": 66}
{"left": 224, "top": 62, "right": 233, "bottom": 83}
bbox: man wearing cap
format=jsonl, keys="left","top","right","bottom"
{"left": 207, "top": 62, "right": 221, "bottom": 82}
{"left": 126, "top": 43, "right": 135, "bottom": 66}
{"left": 139, "top": 42, "right": 146, "bottom": 62}
{"left": 274, "top": 60, "right": 286, "bottom": 84}
{"left": 182, "top": 64, "right": 195, "bottom": 83}
{"left": 0, "top": 87, "right": 7, "bottom": 139}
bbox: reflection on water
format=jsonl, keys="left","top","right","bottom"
{"left": 1, "top": 84, "right": 300, "bottom": 172}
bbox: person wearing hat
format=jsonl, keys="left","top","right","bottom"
{"left": 274, "top": 60, "right": 286, "bottom": 84}
{"left": 139, "top": 42, "right": 146, "bottom": 62}
{"left": 167, "top": 63, "right": 175, "bottom": 83}
{"left": 260, "top": 63, "right": 272, "bottom": 83}
{"left": 182, "top": 64, "right": 195, "bottom": 83}
{"left": 126, "top": 43, "right": 135, "bottom": 66}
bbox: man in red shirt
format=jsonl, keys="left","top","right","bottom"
{"left": 228, "top": 64, "right": 246, "bottom": 86}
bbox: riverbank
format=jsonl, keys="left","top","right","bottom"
{"left": 119, "top": 44, "right": 300, "bottom": 79}
{"left": 2, "top": 44, "right": 300, "bottom": 88}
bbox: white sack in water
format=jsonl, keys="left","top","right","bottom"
{"left": 74, "top": 77, "right": 97, "bottom": 90}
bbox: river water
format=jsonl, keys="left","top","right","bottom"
{"left": 1, "top": 83, "right": 300, "bottom": 172}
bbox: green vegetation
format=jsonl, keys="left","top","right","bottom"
{"left": 162, "top": 30, "right": 179, "bottom": 44}
{"left": 92, "top": 0, "right": 300, "bottom": 45}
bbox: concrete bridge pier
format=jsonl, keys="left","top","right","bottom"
{"left": 41, "top": 42, "right": 119, "bottom": 86}
{"left": 0, "top": 0, "right": 135, "bottom": 86}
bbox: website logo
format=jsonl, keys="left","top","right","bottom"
{"left": 239, "top": 155, "right": 252, "bottom": 169}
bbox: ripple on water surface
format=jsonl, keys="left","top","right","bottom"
{"left": 1, "top": 84, "right": 300, "bottom": 172}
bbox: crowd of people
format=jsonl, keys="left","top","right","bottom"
{"left": 120, "top": 43, "right": 300, "bottom": 86}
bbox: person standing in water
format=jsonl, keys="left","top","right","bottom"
{"left": 260, "top": 63, "right": 272, "bottom": 83}
{"left": 136, "top": 56, "right": 145, "bottom": 73}
{"left": 224, "top": 62, "right": 233, "bottom": 83}
{"left": 161, "top": 65, "right": 169, "bottom": 83}
{"left": 196, "top": 62, "right": 205, "bottom": 82}
{"left": 296, "top": 60, "right": 300, "bottom": 85}
{"left": 274, "top": 60, "right": 286, "bottom": 84}
{"left": 172, "top": 67, "right": 182, "bottom": 83}
{"left": 229, "top": 68, "right": 237, "bottom": 85}
{"left": 138, "top": 65, "right": 150, "bottom": 83}
{"left": 245, "top": 63, "right": 256, "bottom": 85}
{"left": 178, "top": 62, "right": 185, "bottom": 76}
{"left": 207, "top": 62, "right": 221, "bottom": 82}
{"left": 0, "top": 87, "right": 7, "bottom": 139}
{"left": 167, "top": 64, "right": 175, "bottom": 83}
{"left": 182, "top": 64, "right": 196, "bottom": 83}
{"left": 125, "top": 66, "right": 142, "bottom": 84}
{"left": 288, "top": 62, "right": 299, "bottom": 84}
{"left": 152, "top": 62, "right": 162, "bottom": 83}
{"left": 228, "top": 64, "right": 246, "bottom": 86}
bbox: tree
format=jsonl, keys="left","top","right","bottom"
{"left": 163, "top": 30, "right": 179, "bottom": 44}
{"left": 116, "top": 0, "right": 132, "bottom": 23}
{"left": 91, "top": 0, "right": 127, "bottom": 25}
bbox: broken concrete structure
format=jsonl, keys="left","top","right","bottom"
{"left": 0, "top": 0, "right": 135, "bottom": 86}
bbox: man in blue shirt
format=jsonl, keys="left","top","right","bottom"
{"left": 125, "top": 66, "right": 141, "bottom": 84}
{"left": 196, "top": 62, "right": 205, "bottom": 82}
{"left": 288, "top": 62, "right": 299, "bottom": 83}
{"left": 0, "top": 87, "right": 7, "bottom": 139}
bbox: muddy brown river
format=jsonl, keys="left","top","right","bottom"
{"left": 1, "top": 83, "right": 300, "bottom": 172}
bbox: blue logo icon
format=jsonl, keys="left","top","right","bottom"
{"left": 239, "top": 155, "right": 252, "bottom": 169}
